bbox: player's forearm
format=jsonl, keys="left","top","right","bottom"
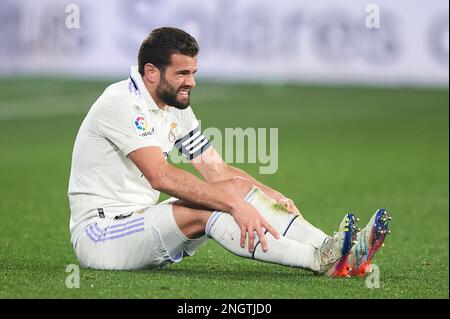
{"left": 225, "top": 166, "right": 301, "bottom": 215}
{"left": 219, "top": 165, "right": 284, "bottom": 201}
{"left": 153, "top": 164, "right": 240, "bottom": 214}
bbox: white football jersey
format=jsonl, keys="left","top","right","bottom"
{"left": 68, "top": 66, "right": 211, "bottom": 243}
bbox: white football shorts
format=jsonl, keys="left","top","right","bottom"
{"left": 73, "top": 199, "right": 208, "bottom": 270}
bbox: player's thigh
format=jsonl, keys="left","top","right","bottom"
{"left": 144, "top": 202, "right": 211, "bottom": 260}
{"left": 160, "top": 196, "right": 215, "bottom": 238}
{"left": 75, "top": 205, "right": 177, "bottom": 270}
{"left": 171, "top": 203, "right": 212, "bottom": 237}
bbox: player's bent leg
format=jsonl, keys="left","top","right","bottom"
{"left": 169, "top": 204, "right": 211, "bottom": 258}
{"left": 205, "top": 211, "right": 320, "bottom": 271}
{"left": 205, "top": 209, "right": 359, "bottom": 275}
{"left": 158, "top": 182, "right": 321, "bottom": 272}
{"left": 205, "top": 177, "right": 336, "bottom": 253}
{"left": 211, "top": 177, "right": 329, "bottom": 248}
{"left": 146, "top": 202, "right": 210, "bottom": 263}
{"left": 160, "top": 176, "right": 254, "bottom": 241}
{"left": 161, "top": 183, "right": 357, "bottom": 275}
{"left": 171, "top": 203, "right": 212, "bottom": 239}
{"left": 158, "top": 197, "right": 212, "bottom": 258}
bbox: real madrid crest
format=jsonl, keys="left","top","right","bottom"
{"left": 168, "top": 122, "right": 179, "bottom": 143}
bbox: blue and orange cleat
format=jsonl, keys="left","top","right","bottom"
{"left": 344, "top": 208, "right": 391, "bottom": 276}
{"left": 315, "top": 213, "right": 359, "bottom": 277}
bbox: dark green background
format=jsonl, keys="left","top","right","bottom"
{"left": 0, "top": 79, "right": 448, "bottom": 298}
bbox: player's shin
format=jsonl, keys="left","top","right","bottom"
{"left": 206, "top": 212, "right": 319, "bottom": 271}
{"left": 246, "top": 188, "right": 328, "bottom": 248}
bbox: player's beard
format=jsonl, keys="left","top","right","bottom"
{"left": 156, "top": 73, "right": 191, "bottom": 110}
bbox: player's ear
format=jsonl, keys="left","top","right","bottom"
{"left": 143, "top": 63, "right": 159, "bottom": 84}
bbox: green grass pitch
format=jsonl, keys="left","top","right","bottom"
{"left": 0, "top": 78, "right": 448, "bottom": 298}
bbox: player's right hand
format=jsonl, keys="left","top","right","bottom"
{"left": 231, "top": 202, "right": 280, "bottom": 253}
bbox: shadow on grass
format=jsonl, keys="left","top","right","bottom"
{"left": 141, "top": 264, "right": 317, "bottom": 283}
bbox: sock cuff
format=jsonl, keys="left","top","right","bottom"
{"left": 205, "top": 211, "right": 222, "bottom": 237}
{"left": 243, "top": 186, "right": 259, "bottom": 203}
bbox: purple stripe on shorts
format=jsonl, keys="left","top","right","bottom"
{"left": 85, "top": 226, "right": 145, "bottom": 243}
{"left": 93, "top": 223, "right": 103, "bottom": 235}
{"left": 128, "top": 75, "right": 143, "bottom": 98}
{"left": 84, "top": 217, "right": 146, "bottom": 243}
{"left": 100, "top": 228, "right": 145, "bottom": 241}
{"left": 89, "top": 225, "right": 101, "bottom": 238}
{"left": 85, "top": 227, "right": 98, "bottom": 243}
{"left": 88, "top": 228, "right": 144, "bottom": 243}
{"left": 105, "top": 222, "right": 145, "bottom": 235}
{"left": 106, "top": 216, "right": 145, "bottom": 230}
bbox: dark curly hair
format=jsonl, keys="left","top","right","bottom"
{"left": 138, "top": 27, "right": 199, "bottom": 75}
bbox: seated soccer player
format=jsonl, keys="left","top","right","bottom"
{"left": 68, "top": 27, "right": 390, "bottom": 276}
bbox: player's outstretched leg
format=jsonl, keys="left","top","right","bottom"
{"left": 344, "top": 208, "right": 391, "bottom": 276}
{"left": 245, "top": 187, "right": 363, "bottom": 275}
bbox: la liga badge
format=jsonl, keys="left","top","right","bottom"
{"left": 133, "top": 114, "right": 154, "bottom": 138}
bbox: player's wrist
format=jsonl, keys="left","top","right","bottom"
{"left": 228, "top": 199, "right": 247, "bottom": 216}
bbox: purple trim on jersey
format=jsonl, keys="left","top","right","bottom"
{"left": 128, "top": 78, "right": 142, "bottom": 98}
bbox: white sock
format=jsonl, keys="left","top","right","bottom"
{"left": 246, "top": 187, "right": 329, "bottom": 248}
{"left": 205, "top": 212, "right": 320, "bottom": 271}
{"left": 284, "top": 218, "right": 329, "bottom": 247}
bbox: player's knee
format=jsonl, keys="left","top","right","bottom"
{"left": 172, "top": 205, "right": 210, "bottom": 238}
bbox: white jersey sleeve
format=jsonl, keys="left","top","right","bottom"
{"left": 97, "top": 95, "right": 161, "bottom": 156}
{"left": 173, "top": 106, "right": 211, "bottom": 160}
